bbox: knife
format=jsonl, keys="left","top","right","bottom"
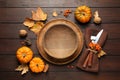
{"left": 83, "top": 29, "right": 104, "bottom": 68}
{"left": 91, "top": 29, "right": 103, "bottom": 44}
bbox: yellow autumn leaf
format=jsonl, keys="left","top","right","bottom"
{"left": 23, "top": 18, "right": 35, "bottom": 28}
{"left": 32, "top": 7, "right": 47, "bottom": 21}
{"left": 98, "top": 50, "right": 106, "bottom": 58}
{"left": 30, "top": 22, "right": 44, "bottom": 34}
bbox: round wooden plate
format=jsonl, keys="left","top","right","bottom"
{"left": 37, "top": 19, "right": 83, "bottom": 65}
{"left": 43, "top": 23, "right": 78, "bottom": 59}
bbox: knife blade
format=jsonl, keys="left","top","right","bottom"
{"left": 91, "top": 29, "right": 103, "bottom": 44}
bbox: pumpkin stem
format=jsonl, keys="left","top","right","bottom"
{"left": 82, "top": 12, "right": 85, "bottom": 16}
{"left": 36, "top": 64, "right": 39, "bottom": 67}
{"left": 22, "top": 53, "right": 26, "bottom": 58}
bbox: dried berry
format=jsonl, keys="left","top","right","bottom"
{"left": 67, "top": 65, "right": 74, "bottom": 69}
{"left": 24, "top": 39, "right": 32, "bottom": 46}
{"left": 63, "top": 9, "right": 72, "bottom": 17}
{"left": 20, "top": 41, "right": 26, "bottom": 46}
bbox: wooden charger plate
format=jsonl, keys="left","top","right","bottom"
{"left": 37, "top": 19, "right": 83, "bottom": 65}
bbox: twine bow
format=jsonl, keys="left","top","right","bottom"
{"left": 89, "top": 42, "right": 106, "bottom": 58}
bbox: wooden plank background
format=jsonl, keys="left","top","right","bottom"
{"left": 0, "top": 0, "right": 120, "bottom": 80}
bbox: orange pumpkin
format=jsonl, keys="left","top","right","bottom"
{"left": 29, "top": 57, "right": 45, "bottom": 73}
{"left": 74, "top": 5, "right": 92, "bottom": 23}
{"left": 16, "top": 46, "right": 33, "bottom": 64}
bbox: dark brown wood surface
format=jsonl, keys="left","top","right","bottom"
{"left": 0, "top": 0, "right": 120, "bottom": 80}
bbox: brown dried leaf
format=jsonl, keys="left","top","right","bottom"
{"left": 32, "top": 7, "right": 47, "bottom": 21}
{"left": 15, "top": 64, "right": 29, "bottom": 75}
{"left": 23, "top": 18, "right": 35, "bottom": 28}
{"left": 30, "top": 22, "right": 44, "bottom": 34}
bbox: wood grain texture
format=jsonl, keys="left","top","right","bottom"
{"left": 0, "top": 39, "right": 119, "bottom": 56}
{"left": 0, "top": 0, "right": 120, "bottom": 7}
{"left": 0, "top": 71, "right": 120, "bottom": 80}
{"left": 0, "top": 55, "right": 120, "bottom": 72}
{"left": 0, "top": 0, "right": 120, "bottom": 80}
{"left": 0, "top": 24, "right": 120, "bottom": 39}
{"left": 0, "top": 8, "right": 120, "bottom": 23}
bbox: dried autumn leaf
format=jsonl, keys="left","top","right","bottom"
{"left": 43, "top": 64, "right": 49, "bottom": 72}
{"left": 32, "top": 7, "right": 47, "bottom": 21}
{"left": 30, "top": 22, "right": 44, "bottom": 34}
{"left": 98, "top": 50, "right": 106, "bottom": 58}
{"left": 15, "top": 65, "right": 23, "bottom": 71}
{"left": 21, "top": 65, "right": 29, "bottom": 75}
{"left": 15, "top": 64, "right": 29, "bottom": 75}
{"left": 52, "top": 11, "right": 58, "bottom": 17}
{"left": 23, "top": 18, "right": 35, "bottom": 28}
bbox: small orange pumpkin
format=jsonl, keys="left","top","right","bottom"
{"left": 29, "top": 57, "right": 45, "bottom": 73}
{"left": 16, "top": 46, "right": 33, "bottom": 64}
{"left": 74, "top": 5, "right": 92, "bottom": 23}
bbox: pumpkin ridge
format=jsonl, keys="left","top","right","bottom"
{"left": 29, "top": 57, "right": 45, "bottom": 73}
{"left": 16, "top": 46, "right": 33, "bottom": 64}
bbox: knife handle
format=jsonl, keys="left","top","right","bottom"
{"left": 83, "top": 52, "right": 90, "bottom": 68}
{"left": 88, "top": 52, "right": 93, "bottom": 67}
{"left": 83, "top": 51, "right": 93, "bottom": 68}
